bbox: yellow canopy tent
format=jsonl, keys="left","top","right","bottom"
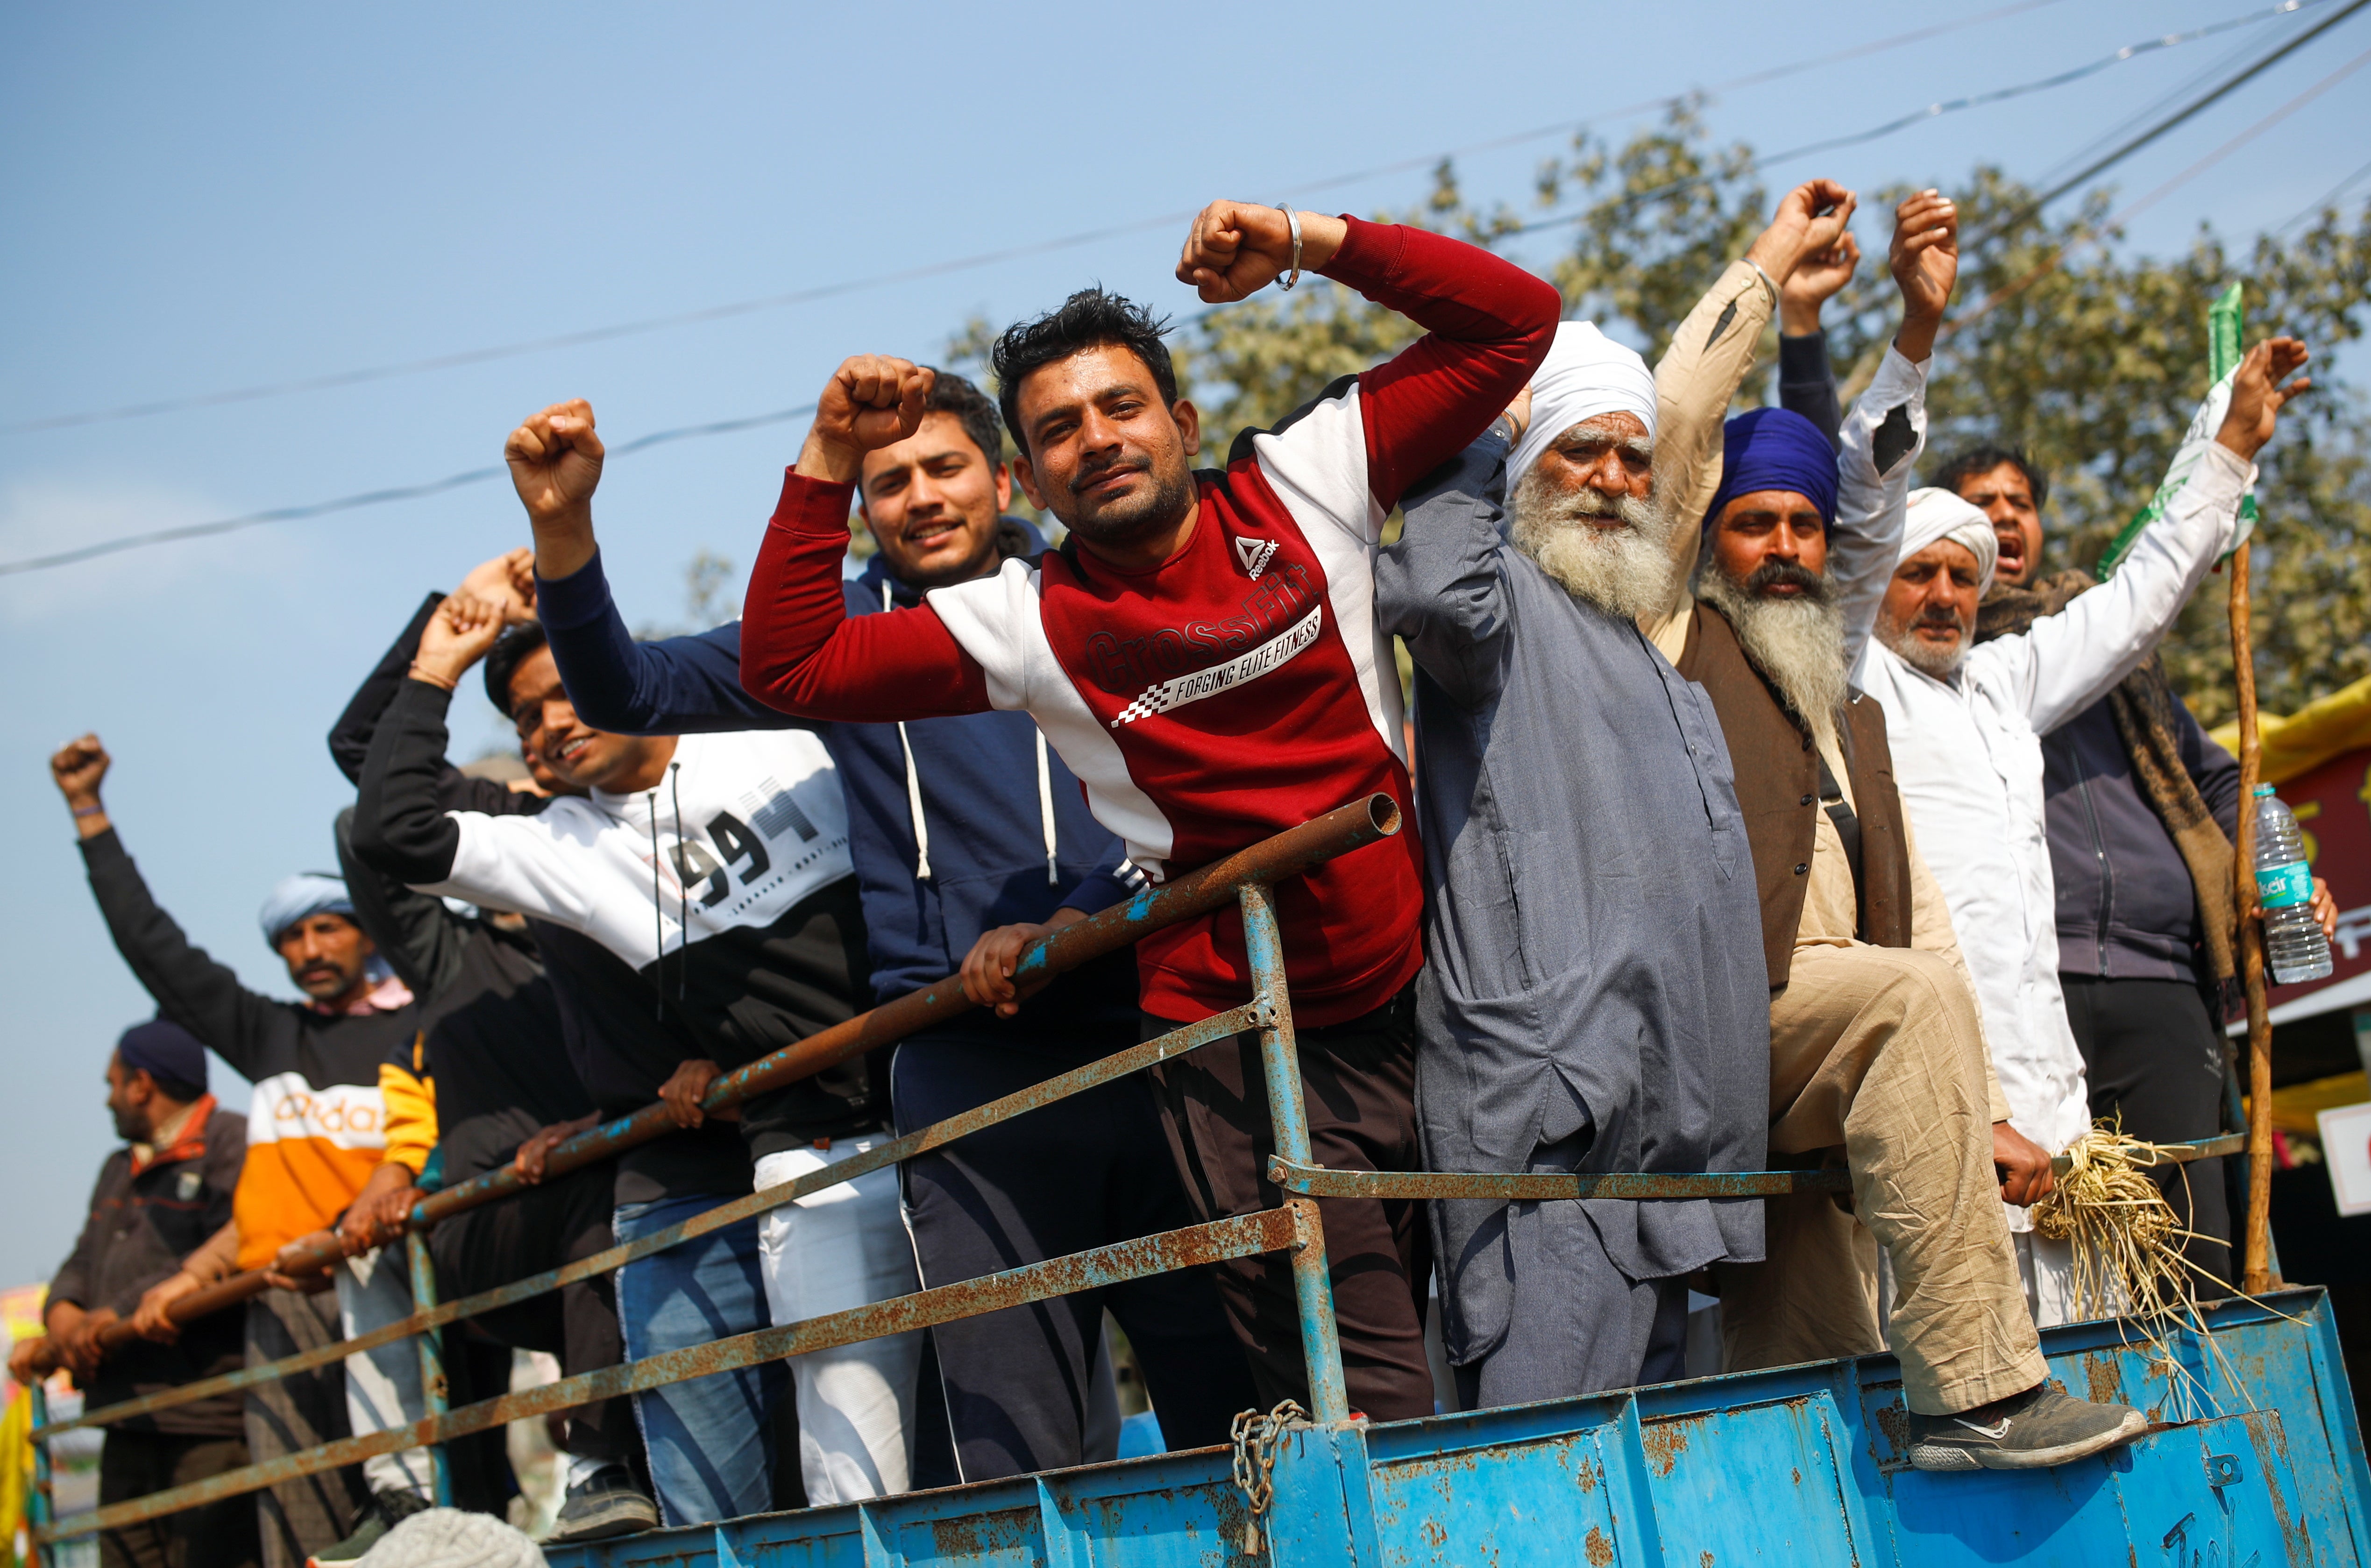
{"left": 2212, "top": 673, "right": 2371, "bottom": 787}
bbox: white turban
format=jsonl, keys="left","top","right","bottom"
{"left": 1901, "top": 487, "right": 1999, "bottom": 595}
{"left": 1506, "top": 321, "right": 1658, "bottom": 490}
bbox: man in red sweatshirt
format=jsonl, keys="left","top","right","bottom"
{"left": 503, "top": 201, "right": 1557, "bottom": 1420}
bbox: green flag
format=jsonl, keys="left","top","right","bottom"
{"left": 2097, "top": 281, "right": 2258, "bottom": 576}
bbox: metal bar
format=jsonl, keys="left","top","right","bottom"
{"left": 404, "top": 1231, "right": 452, "bottom": 1507}
{"left": 71, "top": 795, "right": 1404, "bottom": 1369}
{"left": 1271, "top": 1157, "right": 1856, "bottom": 1200}
{"left": 40, "top": 1208, "right": 1303, "bottom": 1544}
{"left": 28, "top": 1381, "right": 54, "bottom": 1568}
{"left": 45, "top": 1000, "right": 1266, "bottom": 1438}
{"left": 1240, "top": 882, "right": 1349, "bottom": 1426}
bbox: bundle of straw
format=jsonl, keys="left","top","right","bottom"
{"left": 2031, "top": 1123, "right": 2195, "bottom": 1327}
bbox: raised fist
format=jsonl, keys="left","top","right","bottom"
{"left": 1175, "top": 202, "right": 1347, "bottom": 304}
{"left": 457, "top": 547, "right": 538, "bottom": 624}
{"left": 1889, "top": 190, "right": 1959, "bottom": 326}
{"left": 795, "top": 356, "right": 935, "bottom": 484}
{"left": 1781, "top": 232, "right": 1860, "bottom": 333}
{"left": 413, "top": 594, "right": 509, "bottom": 688}
{"left": 506, "top": 400, "right": 606, "bottom": 530}
{"left": 2216, "top": 337, "right": 2312, "bottom": 462}
{"left": 51, "top": 733, "right": 110, "bottom": 808}
{"left": 1746, "top": 180, "right": 1857, "bottom": 286}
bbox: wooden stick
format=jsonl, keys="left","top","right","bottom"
{"left": 2230, "top": 539, "right": 2277, "bottom": 1293}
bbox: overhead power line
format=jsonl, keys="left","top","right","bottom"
{"left": 2272, "top": 153, "right": 2371, "bottom": 234}
{"left": 3, "top": 1, "right": 2357, "bottom": 578}
{"left": 0, "top": 405, "right": 816, "bottom": 577}
{"left": 0, "top": 0, "right": 2085, "bottom": 437}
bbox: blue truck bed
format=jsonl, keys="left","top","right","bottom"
{"left": 546, "top": 1287, "right": 2369, "bottom": 1567}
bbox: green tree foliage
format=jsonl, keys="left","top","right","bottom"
{"left": 1172, "top": 107, "right": 2371, "bottom": 725}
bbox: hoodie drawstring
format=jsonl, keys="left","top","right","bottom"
{"left": 1036, "top": 730, "right": 1058, "bottom": 886}
{"left": 885, "top": 581, "right": 1058, "bottom": 887}
{"left": 668, "top": 762, "right": 688, "bottom": 1001}
{"left": 646, "top": 802, "right": 665, "bottom": 1022}
{"left": 889, "top": 583, "right": 934, "bottom": 881}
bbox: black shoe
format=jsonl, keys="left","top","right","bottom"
{"left": 1906, "top": 1384, "right": 2146, "bottom": 1472}
{"left": 308, "top": 1488, "right": 433, "bottom": 1568}
{"left": 546, "top": 1468, "right": 659, "bottom": 1543}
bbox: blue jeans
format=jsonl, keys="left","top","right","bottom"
{"left": 612, "top": 1197, "right": 786, "bottom": 1525}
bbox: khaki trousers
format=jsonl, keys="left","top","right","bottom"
{"left": 1713, "top": 943, "right": 2046, "bottom": 1415}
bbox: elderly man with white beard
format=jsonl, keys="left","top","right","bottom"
{"left": 1374, "top": 321, "right": 1772, "bottom": 1412}
{"left": 1854, "top": 336, "right": 2313, "bottom": 1321}
{"left": 1367, "top": 184, "right": 1860, "bottom": 1409}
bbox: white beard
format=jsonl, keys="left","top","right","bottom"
{"left": 1878, "top": 601, "right": 1973, "bottom": 680}
{"left": 1508, "top": 466, "right": 1681, "bottom": 621}
{"left": 1695, "top": 560, "right": 1849, "bottom": 743}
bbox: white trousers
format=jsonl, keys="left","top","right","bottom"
{"left": 753, "top": 1137, "right": 924, "bottom": 1507}
{"left": 334, "top": 1245, "right": 434, "bottom": 1501}
{"left": 2013, "top": 1229, "right": 2080, "bottom": 1328}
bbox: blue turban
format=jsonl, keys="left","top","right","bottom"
{"left": 259, "top": 872, "right": 356, "bottom": 948}
{"left": 118, "top": 1017, "right": 207, "bottom": 1093}
{"left": 1701, "top": 407, "right": 1839, "bottom": 536}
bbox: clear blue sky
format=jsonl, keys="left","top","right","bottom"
{"left": 4, "top": 0, "right": 2367, "bottom": 1286}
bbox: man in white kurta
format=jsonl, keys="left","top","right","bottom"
{"left": 1852, "top": 336, "right": 2306, "bottom": 1322}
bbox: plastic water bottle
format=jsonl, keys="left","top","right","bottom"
{"left": 2253, "top": 784, "right": 2333, "bottom": 984}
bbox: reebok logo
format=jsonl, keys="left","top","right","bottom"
{"left": 1234, "top": 534, "right": 1278, "bottom": 579}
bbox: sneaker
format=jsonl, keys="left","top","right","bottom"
{"left": 546, "top": 1468, "right": 659, "bottom": 1544}
{"left": 308, "top": 1488, "right": 433, "bottom": 1568}
{"left": 1906, "top": 1383, "right": 2147, "bottom": 1472}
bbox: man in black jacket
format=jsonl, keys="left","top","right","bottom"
{"left": 10, "top": 1022, "right": 258, "bottom": 1568}
{"left": 54, "top": 740, "right": 412, "bottom": 1568}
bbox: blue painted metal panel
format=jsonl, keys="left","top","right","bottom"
{"left": 546, "top": 1288, "right": 2365, "bottom": 1568}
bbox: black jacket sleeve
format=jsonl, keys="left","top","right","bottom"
{"left": 330, "top": 592, "right": 445, "bottom": 786}
{"left": 336, "top": 805, "right": 469, "bottom": 999}
{"left": 355, "top": 678, "right": 470, "bottom": 887}
{"left": 79, "top": 830, "right": 279, "bottom": 1080}
{"left": 2179, "top": 696, "right": 2244, "bottom": 840}
{"left": 1778, "top": 330, "right": 1845, "bottom": 451}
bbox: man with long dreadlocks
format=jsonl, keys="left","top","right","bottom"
{"left": 348, "top": 597, "right": 912, "bottom": 1522}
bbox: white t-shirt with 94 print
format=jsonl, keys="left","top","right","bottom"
{"left": 419, "top": 728, "right": 853, "bottom": 974}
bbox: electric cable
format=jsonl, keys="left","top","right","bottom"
{"left": 5, "top": 1, "right": 2358, "bottom": 576}
{"left": 0, "top": 0, "right": 2133, "bottom": 438}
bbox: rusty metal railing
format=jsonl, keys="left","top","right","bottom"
{"left": 26, "top": 795, "right": 1399, "bottom": 1551}
{"left": 33, "top": 784, "right": 2239, "bottom": 1555}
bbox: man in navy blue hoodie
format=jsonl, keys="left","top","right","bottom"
{"left": 508, "top": 371, "right": 1253, "bottom": 1481}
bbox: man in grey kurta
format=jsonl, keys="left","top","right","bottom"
{"left": 1374, "top": 324, "right": 1769, "bottom": 1407}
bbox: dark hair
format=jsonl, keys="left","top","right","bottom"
{"left": 917, "top": 370, "right": 1008, "bottom": 470}
{"left": 990, "top": 289, "right": 1176, "bottom": 458}
{"left": 483, "top": 623, "right": 550, "bottom": 716}
{"left": 1929, "top": 444, "right": 2050, "bottom": 511}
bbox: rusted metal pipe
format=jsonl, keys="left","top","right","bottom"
{"left": 46, "top": 1000, "right": 1271, "bottom": 1438}
{"left": 40, "top": 1208, "right": 1305, "bottom": 1544}
{"left": 1271, "top": 1158, "right": 1855, "bottom": 1201}
{"left": 63, "top": 796, "right": 1400, "bottom": 1370}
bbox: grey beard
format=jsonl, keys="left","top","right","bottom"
{"left": 1878, "top": 603, "right": 1973, "bottom": 680}
{"left": 1507, "top": 467, "right": 1681, "bottom": 620}
{"left": 1695, "top": 560, "right": 1849, "bottom": 740}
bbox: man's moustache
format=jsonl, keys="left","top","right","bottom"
{"left": 1069, "top": 457, "right": 1150, "bottom": 499}
{"left": 1745, "top": 560, "right": 1826, "bottom": 596}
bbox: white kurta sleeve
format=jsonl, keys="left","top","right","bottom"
{"left": 1832, "top": 346, "right": 1927, "bottom": 671}
{"left": 1978, "top": 441, "right": 2250, "bottom": 736}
